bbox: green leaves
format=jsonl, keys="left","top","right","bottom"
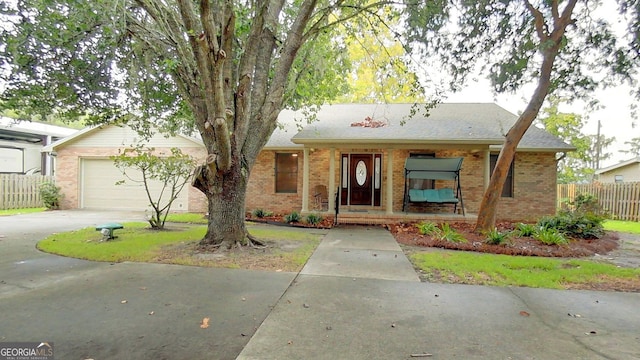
{"left": 111, "top": 146, "right": 196, "bottom": 229}
{"left": 402, "top": 1, "right": 639, "bottom": 102}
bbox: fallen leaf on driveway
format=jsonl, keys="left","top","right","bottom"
{"left": 200, "top": 317, "right": 210, "bottom": 329}
{"left": 519, "top": 311, "right": 530, "bottom": 317}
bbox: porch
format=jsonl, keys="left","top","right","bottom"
{"left": 310, "top": 209, "right": 477, "bottom": 226}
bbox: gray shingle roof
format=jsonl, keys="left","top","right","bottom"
{"left": 265, "top": 103, "right": 574, "bottom": 152}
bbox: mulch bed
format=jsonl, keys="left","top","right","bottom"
{"left": 246, "top": 214, "right": 334, "bottom": 229}
{"left": 388, "top": 221, "right": 620, "bottom": 258}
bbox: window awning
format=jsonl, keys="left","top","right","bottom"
{"left": 404, "top": 157, "right": 463, "bottom": 180}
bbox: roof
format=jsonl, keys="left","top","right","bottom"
{"left": 595, "top": 157, "right": 640, "bottom": 174}
{"left": 269, "top": 103, "right": 573, "bottom": 152}
{"left": 42, "top": 103, "right": 573, "bottom": 152}
{"left": 42, "top": 124, "right": 203, "bottom": 152}
{"left": 0, "top": 116, "right": 76, "bottom": 143}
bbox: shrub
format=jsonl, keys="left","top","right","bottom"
{"left": 537, "top": 211, "right": 605, "bottom": 239}
{"left": 485, "top": 228, "right": 512, "bottom": 245}
{"left": 515, "top": 223, "right": 537, "bottom": 237}
{"left": 306, "top": 213, "right": 323, "bottom": 225}
{"left": 39, "top": 182, "right": 62, "bottom": 209}
{"left": 573, "top": 193, "right": 601, "bottom": 214}
{"left": 252, "top": 208, "right": 272, "bottom": 218}
{"left": 438, "top": 223, "right": 467, "bottom": 243}
{"left": 534, "top": 228, "right": 568, "bottom": 245}
{"left": 416, "top": 221, "right": 440, "bottom": 236}
{"left": 284, "top": 211, "right": 301, "bottom": 223}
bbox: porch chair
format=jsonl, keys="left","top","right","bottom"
{"left": 314, "top": 185, "right": 329, "bottom": 211}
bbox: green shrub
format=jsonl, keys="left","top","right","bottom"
{"left": 539, "top": 193, "right": 607, "bottom": 239}
{"left": 284, "top": 211, "right": 301, "bottom": 223}
{"left": 515, "top": 223, "right": 537, "bottom": 237}
{"left": 485, "top": 228, "right": 512, "bottom": 245}
{"left": 573, "top": 193, "right": 601, "bottom": 214}
{"left": 252, "top": 208, "right": 272, "bottom": 218}
{"left": 306, "top": 213, "right": 323, "bottom": 225}
{"left": 534, "top": 228, "right": 568, "bottom": 245}
{"left": 438, "top": 223, "right": 467, "bottom": 243}
{"left": 537, "top": 211, "right": 605, "bottom": 239}
{"left": 416, "top": 221, "right": 440, "bottom": 236}
{"left": 39, "top": 182, "right": 62, "bottom": 209}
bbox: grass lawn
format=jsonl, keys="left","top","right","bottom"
{"left": 0, "top": 207, "right": 46, "bottom": 216}
{"left": 37, "top": 221, "right": 324, "bottom": 271}
{"left": 410, "top": 250, "right": 640, "bottom": 290}
{"left": 604, "top": 220, "right": 640, "bottom": 234}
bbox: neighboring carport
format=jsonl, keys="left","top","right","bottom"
{"left": 402, "top": 157, "right": 465, "bottom": 215}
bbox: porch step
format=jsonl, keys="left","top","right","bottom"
{"left": 334, "top": 212, "right": 476, "bottom": 225}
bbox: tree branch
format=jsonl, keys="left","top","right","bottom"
{"left": 524, "top": 0, "right": 548, "bottom": 41}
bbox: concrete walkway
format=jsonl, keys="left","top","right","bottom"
{"left": 238, "top": 225, "right": 640, "bottom": 360}
{"left": 300, "top": 226, "right": 420, "bottom": 282}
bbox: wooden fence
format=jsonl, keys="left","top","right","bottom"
{"left": 557, "top": 182, "right": 640, "bottom": 222}
{"left": 0, "top": 174, "right": 54, "bottom": 210}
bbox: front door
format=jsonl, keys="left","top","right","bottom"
{"left": 349, "top": 154, "right": 372, "bottom": 205}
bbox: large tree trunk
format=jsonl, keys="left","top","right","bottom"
{"left": 192, "top": 162, "right": 262, "bottom": 249}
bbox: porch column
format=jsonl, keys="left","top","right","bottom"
{"left": 328, "top": 148, "right": 336, "bottom": 213}
{"left": 484, "top": 148, "right": 491, "bottom": 189}
{"left": 301, "top": 148, "right": 310, "bottom": 212}
{"left": 386, "top": 149, "right": 394, "bottom": 214}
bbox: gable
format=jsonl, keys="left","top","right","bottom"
{"left": 47, "top": 124, "right": 203, "bottom": 151}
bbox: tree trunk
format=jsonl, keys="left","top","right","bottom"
{"left": 474, "top": 0, "right": 576, "bottom": 233}
{"left": 194, "top": 163, "right": 255, "bottom": 249}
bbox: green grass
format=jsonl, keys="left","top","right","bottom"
{"left": 604, "top": 220, "right": 640, "bottom": 234}
{"left": 37, "top": 221, "right": 323, "bottom": 271}
{"left": 164, "top": 212, "right": 208, "bottom": 224}
{"left": 410, "top": 251, "right": 640, "bottom": 289}
{"left": 0, "top": 207, "right": 46, "bottom": 216}
{"left": 38, "top": 222, "right": 206, "bottom": 263}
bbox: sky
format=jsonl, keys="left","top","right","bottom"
{"left": 443, "top": 77, "right": 639, "bottom": 169}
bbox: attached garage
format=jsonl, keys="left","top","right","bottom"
{"left": 80, "top": 158, "right": 189, "bottom": 211}
{"left": 42, "top": 124, "right": 207, "bottom": 212}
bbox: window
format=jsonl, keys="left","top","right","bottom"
{"left": 409, "top": 153, "right": 435, "bottom": 190}
{"left": 275, "top": 153, "right": 298, "bottom": 193}
{"left": 490, "top": 154, "right": 514, "bottom": 197}
{"left": 614, "top": 175, "right": 623, "bottom": 183}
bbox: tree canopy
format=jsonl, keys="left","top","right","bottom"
{"left": 0, "top": 0, "right": 405, "bottom": 247}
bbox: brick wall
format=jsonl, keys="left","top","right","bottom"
{"left": 245, "top": 150, "right": 304, "bottom": 214}
{"left": 497, "top": 152, "right": 558, "bottom": 222}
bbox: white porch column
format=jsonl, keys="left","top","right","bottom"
{"left": 328, "top": 148, "right": 336, "bottom": 213}
{"left": 301, "top": 148, "right": 310, "bottom": 212}
{"left": 386, "top": 149, "right": 394, "bottom": 214}
{"left": 484, "top": 148, "right": 491, "bottom": 189}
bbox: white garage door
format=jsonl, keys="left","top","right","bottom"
{"left": 81, "top": 159, "right": 189, "bottom": 211}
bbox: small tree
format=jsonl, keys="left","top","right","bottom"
{"left": 112, "top": 147, "right": 196, "bottom": 229}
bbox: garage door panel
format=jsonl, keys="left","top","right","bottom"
{"left": 81, "top": 159, "right": 188, "bottom": 211}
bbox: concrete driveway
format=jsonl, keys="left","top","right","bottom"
{"left": 0, "top": 210, "right": 297, "bottom": 359}
{"left": 1, "top": 211, "right": 639, "bottom": 359}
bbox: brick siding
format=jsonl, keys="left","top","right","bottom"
{"left": 245, "top": 148, "right": 558, "bottom": 222}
